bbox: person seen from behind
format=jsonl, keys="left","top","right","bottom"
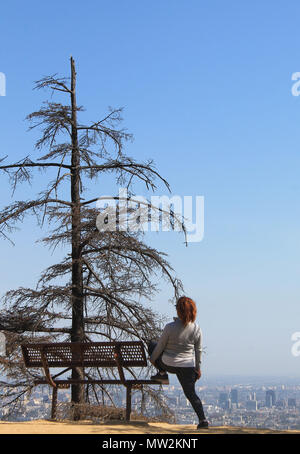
{"left": 148, "top": 296, "right": 208, "bottom": 429}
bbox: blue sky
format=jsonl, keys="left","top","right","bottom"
{"left": 1, "top": 1, "right": 300, "bottom": 376}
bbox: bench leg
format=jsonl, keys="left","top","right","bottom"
{"left": 51, "top": 387, "right": 58, "bottom": 420}
{"left": 126, "top": 385, "right": 132, "bottom": 421}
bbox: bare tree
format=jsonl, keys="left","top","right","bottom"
{"left": 0, "top": 57, "right": 184, "bottom": 420}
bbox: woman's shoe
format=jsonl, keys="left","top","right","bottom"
{"left": 150, "top": 372, "right": 169, "bottom": 384}
{"left": 197, "top": 419, "right": 209, "bottom": 429}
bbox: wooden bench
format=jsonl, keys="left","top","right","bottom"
{"left": 21, "top": 341, "right": 168, "bottom": 421}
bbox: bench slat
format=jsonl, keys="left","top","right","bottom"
{"left": 21, "top": 341, "right": 147, "bottom": 368}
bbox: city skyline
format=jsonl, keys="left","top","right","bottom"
{"left": 3, "top": 376, "right": 300, "bottom": 431}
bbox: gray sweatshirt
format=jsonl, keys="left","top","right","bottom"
{"left": 150, "top": 318, "right": 203, "bottom": 369}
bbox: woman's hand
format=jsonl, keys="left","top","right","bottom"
{"left": 195, "top": 369, "right": 201, "bottom": 380}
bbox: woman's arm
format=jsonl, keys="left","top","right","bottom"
{"left": 150, "top": 325, "right": 170, "bottom": 363}
{"left": 194, "top": 327, "right": 203, "bottom": 371}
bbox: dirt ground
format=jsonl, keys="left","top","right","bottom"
{"left": 0, "top": 419, "right": 298, "bottom": 434}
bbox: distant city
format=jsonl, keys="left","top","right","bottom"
{"left": 2, "top": 376, "right": 300, "bottom": 431}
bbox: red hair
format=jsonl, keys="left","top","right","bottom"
{"left": 176, "top": 296, "right": 197, "bottom": 326}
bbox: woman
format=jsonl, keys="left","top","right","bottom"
{"left": 148, "top": 296, "right": 208, "bottom": 429}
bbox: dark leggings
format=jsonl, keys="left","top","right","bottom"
{"left": 148, "top": 340, "right": 206, "bottom": 422}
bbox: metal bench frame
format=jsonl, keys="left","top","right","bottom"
{"left": 21, "top": 341, "right": 166, "bottom": 421}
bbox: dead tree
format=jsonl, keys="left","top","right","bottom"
{"left": 0, "top": 57, "right": 184, "bottom": 420}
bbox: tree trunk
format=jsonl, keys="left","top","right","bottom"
{"left": 70, "top": 56, "right": 85, "bottom": 419}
